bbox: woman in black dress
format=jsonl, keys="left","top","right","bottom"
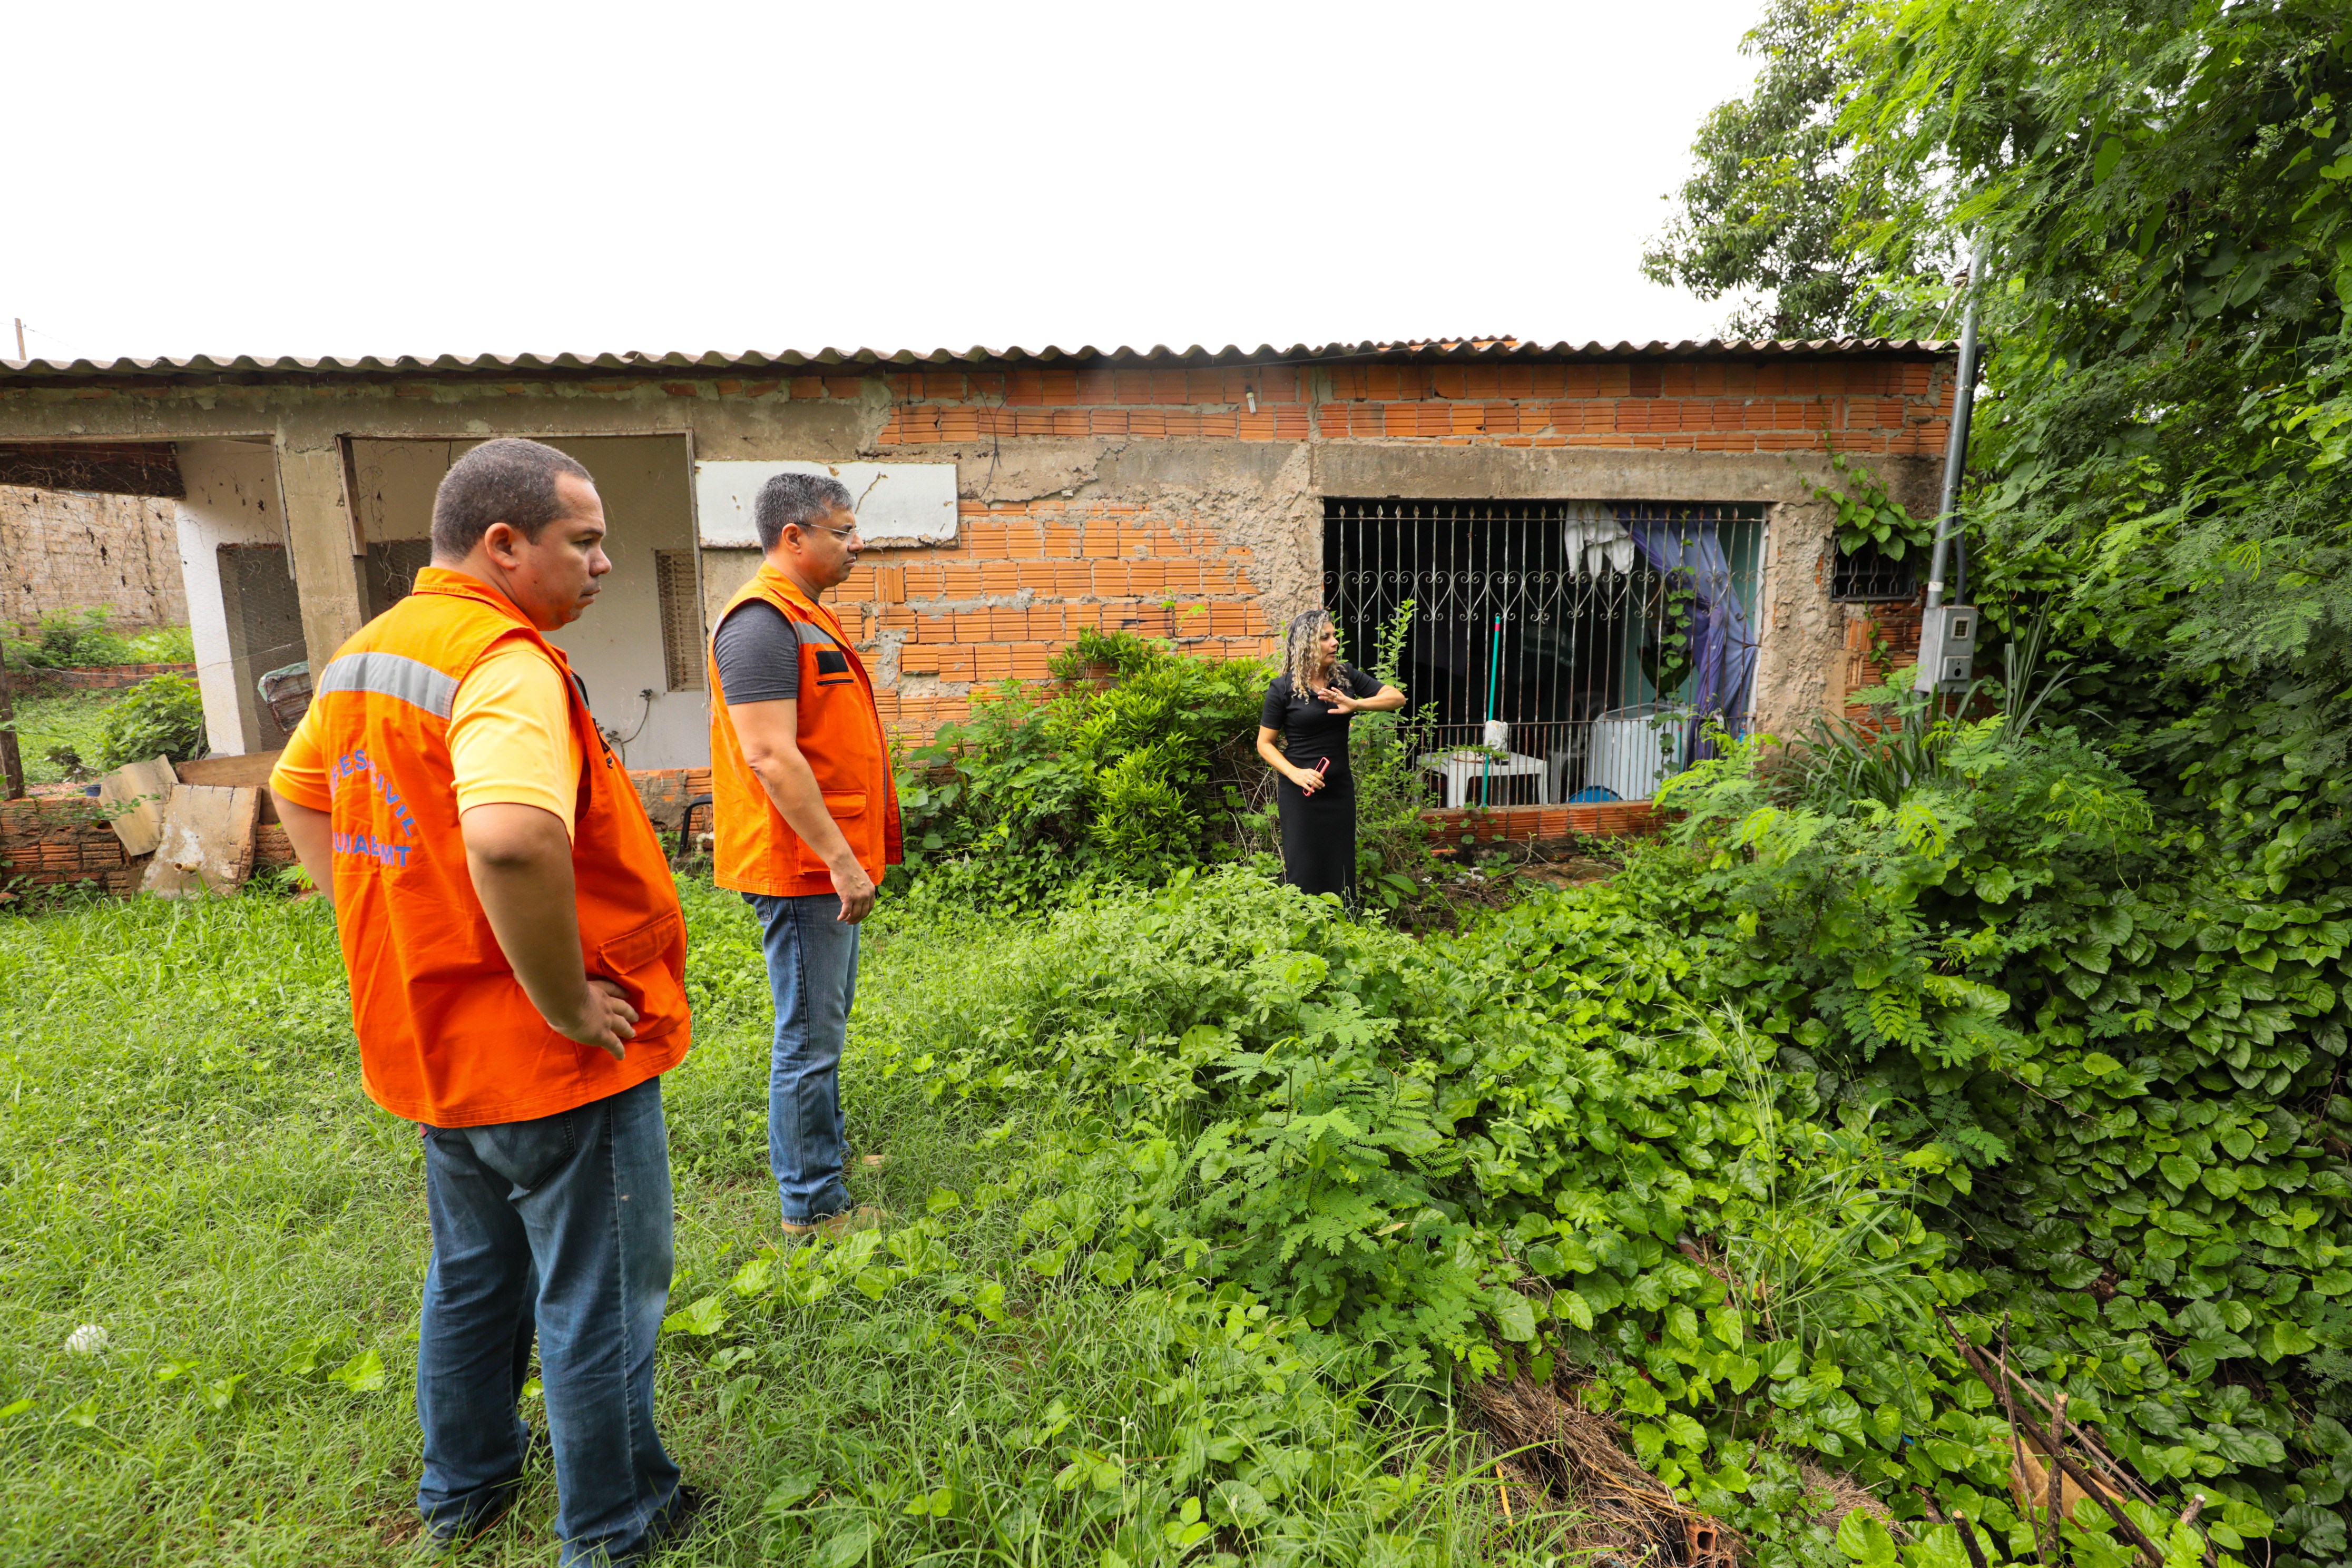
{"left": 1256, "top": 609, "right": 1406, "bottom": 902}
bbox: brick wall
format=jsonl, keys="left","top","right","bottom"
{"left": 872, "top": 358, "right": 1952, "bottom": 455}
{"left": 0, "top": 797, "right": 142, "bottom": 895}
{"left": 23, "top": 662, "right": 194, "bottom": 692}
{"left": 834, "top": 352, "right": 1954, "bottom": 741}
{"left": 1844, "top": 597, "right": 1926, "bottom": 713}
{"left": 0, "top": 484, "right": 187, "bottom": 632}
{"left": 853, "top": 499, "right": 1272, "bottom": 737}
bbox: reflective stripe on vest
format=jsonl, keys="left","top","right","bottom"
{"left": 314, "top": 650, "right": 459, "bottom": 718}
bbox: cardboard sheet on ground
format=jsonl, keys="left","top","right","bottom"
{"left": 140, "top": 785, "right": 259, "bottom": 898}
{"left": 97, "top": 756, "right": 179, "bottom": 857}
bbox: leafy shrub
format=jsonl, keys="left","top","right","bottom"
{"left": 864, "top": 870, "right": 2036, "bottom": 1567}
{"left": 1648, "top": 721, "right": 2351, "bottom": 1568}
{"left": 98, "top": 672, "right": 207, "bottom": 767}
{"left": 875, "top": 685, "right": 2352, "bottom": 1568}
{"left": 895, "top": 628, "right": 1269, "bottom": 907}
{"left": 4, "top": 607, "right": 142, "bottom": 670}
{"left": 125, "top": 624, "right": 195, "bottom": 663}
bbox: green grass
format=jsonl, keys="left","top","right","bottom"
{"left": 0, "top": 880, "right": 1531, "bottom": 1566}
{"left": 4, "top": 688, "right": 120, "bottom": 786}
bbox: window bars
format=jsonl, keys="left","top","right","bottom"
{"left": 655, "top": 550, "right": 707, "bottom": 693}
{"left": 1831, "top": 540, "right": 1919, "bottom": 602}
{"left": 1322, "top": 499, "right": 1766, "bottom": 805}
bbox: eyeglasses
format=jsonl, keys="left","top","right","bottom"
{"left": 800, "top": 520, "right": 859, "bottom": 543}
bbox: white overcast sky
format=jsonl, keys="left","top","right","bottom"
{"left": 4, "top": 2, "right": 1769, "bottom": 367}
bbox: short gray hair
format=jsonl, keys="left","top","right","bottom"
{"left": 754, "top": 472, "right": 855, "bottom": 551}
{"left": 432, "top": 438, "right": 592, "bottom": 559}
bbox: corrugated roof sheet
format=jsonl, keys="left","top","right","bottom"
{"left": 0, "top": 336, "right": 1957, "bottom": 380}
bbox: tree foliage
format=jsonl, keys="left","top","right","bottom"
{"left": 1643, "top": 0, "right": 1943, "bottom": 337}
{"left": 1665, "top": 0, "right": 2352, "bottom": 884}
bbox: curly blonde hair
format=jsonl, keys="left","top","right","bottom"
{"left": 1283, "top": 609, "right": 1337, "bottom": 697}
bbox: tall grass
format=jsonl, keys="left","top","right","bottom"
{"left": 0, "top": 883, "right": 1532, "bottom": 1566}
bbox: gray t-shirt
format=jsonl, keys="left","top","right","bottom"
{"left": 711, "top": 600, "right": 800, "bottom": 705}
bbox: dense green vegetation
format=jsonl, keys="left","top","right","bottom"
{"left": 896, "top": 622, "right": 1442, "bottom": 917}
{"left": 1655, "top": 0, "right": 2352, "bottom": 885}
{"left": 2, "top": 689, "right": 118, "bottom": 787}
{"left": 2, "top": 608, "right": 192, "bottom": 671}
{"left": 1628, "top": 19, "right": 2352, "bottom": 1559}
{"left": 0, "top": 886, "right": 1542, "bottom": 1566}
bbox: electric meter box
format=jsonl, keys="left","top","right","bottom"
{"left": 1913, "top": 605, "right": 1980, "bottom": 694}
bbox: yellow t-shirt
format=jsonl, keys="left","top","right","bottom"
{"left": 271, "top": 641, "right": 585, "bottom": 837}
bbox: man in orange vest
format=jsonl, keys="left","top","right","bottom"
{"left": 268, "top": 439, "right": 708, "bottom": 1565}
{"left": 707, "top": 472, "right": 901, "bottom": 1236}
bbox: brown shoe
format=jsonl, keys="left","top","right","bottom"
{"left": 779, "top": 1204, "right": 887, "bottom": 1240}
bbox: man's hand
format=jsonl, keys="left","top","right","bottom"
{"left": 731, "top": 697, "right": 881, "bottom": 924}
{"left": 552, "top": 977, "right": 640, "bottom": 1061}
{"left": 463, "top": 803, "right": 640, "bottom": 1057}
{"left": 830, "top": 859, "right": 877, "bottom": 923}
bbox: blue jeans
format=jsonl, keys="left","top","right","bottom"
{"left": 417, "top": 1076, "right": 684, "bottom": 1566}
{"left": 747, "top": 891, "right": 861, "bottom": 1224}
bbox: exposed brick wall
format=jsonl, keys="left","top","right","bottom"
{"left": 1430, "top": 801, "right": 1664, "bottom": 846}
{"left": 1844, "top": 596, "right": 1927, "bottom": 713}
{"left": 0, "top": 484, "right": 187, "bottom": 631}
{"left": 823, "top": 498, "right": 1275, "bottom": 739}
{"left": 0, "top": 797, "right": 142, "bottom": 894}
{"left": 22, "top": 662, "right": 194, "bottom": 692}
{"left": 871, "top": 359, "right": 1952, "bottom": 455}
{"left": 835, "top": 352, "right": 1955, "bottom": 744}
{"left": 632, "top": 767, "right": 716, "bottom": 849}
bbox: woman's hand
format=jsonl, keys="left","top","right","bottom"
{"left": 1287, "top": 763, "right": 1326, "bottom": 795}
{"left": 1312, "top": 684, "right": 1365, "bottom": 714}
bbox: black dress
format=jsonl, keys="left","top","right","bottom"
{"left": 1261, "top": 664, "right": 1383, "bottom": 901}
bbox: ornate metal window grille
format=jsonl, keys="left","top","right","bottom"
{"left": 1322, "top": 499, "right": 1766, "bottom": 803}
{"left": 1832, "top": 541, "right": 1918, "bottom": 602}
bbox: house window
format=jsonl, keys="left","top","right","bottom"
{"left": 1322, "top": 499, "right": 1765, "bottom": 804}
{"left": 655, "top": 549, "right": 705, "bottom": 693}
{"left": 1832, "top": 541, "right": 1919, "bottom": 602}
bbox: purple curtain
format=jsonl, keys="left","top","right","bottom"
{"left": 1619, "top": 514, "right": 1758, "bottom": 762}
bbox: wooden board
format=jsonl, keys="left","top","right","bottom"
{"left": 140, "top": 785, "right": 259, "bottom": 898}
{"left": 174, "top": 749, "right": 284, "bottom": 789}
{"left": 97, "top": 756, "right": 179, "bottom": 858}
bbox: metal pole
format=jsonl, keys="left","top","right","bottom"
{"left": 11, "top": 319, "right": 23, "bottom": 361}
{"left": 1926, "top": 236, "right": 1989, "bottom": 610}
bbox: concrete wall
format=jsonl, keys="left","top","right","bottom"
{"left": 1, "top": 483, "right": 187, "bottom": 631}
{"left": 175, "top": 439, "right": 290, "bottom": 754}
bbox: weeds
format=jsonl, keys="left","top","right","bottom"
{"left": 0, "top": 883, "right": 1535, "bottom": 1566}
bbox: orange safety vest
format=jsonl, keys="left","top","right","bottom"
{"left": 707, "top": 564, "right": 902, "bottom": 897}
{"left": 310, "top": 567, "right": 690, "bottom": 1127}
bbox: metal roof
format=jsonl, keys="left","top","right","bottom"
{"left": 0, "top": 336, "right": 1955, "bottom": 382}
